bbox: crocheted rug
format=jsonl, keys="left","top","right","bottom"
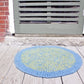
{"left": 14, "top": 46, "right": 82, "bottom": 78}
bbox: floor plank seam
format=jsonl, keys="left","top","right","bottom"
{"left": 76, "top": 46, "right": 84, "bottom": 58}
{"left": 0, "top": 46, "right": 10, "bottom": 60}
{"left": 0, "top": 46, "right": 12, "bottom": 84}
{"left": 61, "top": 77, "right": 64, "bottom": 84}
{"left": 1, "top": 60, "right": 13, "bottom": 84}
{"left": 75, "top": 46, "right": 84, "bottom": 84}
{"left": 22, "top": 73, "right": 25, "bottom": 84}
{"left": 77, "top": 71, "right": 84, "bottom": 84}
{"left": 67, "top": 40, "right": 77, "bottom": 46}
{"left": 42, "top": 78, "right": 44, "bottom": 84}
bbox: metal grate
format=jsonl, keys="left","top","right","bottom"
{"left": 18, "top": 0, "right": 80, "bottom": 24}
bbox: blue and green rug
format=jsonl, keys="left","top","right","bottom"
{"left": 14, "top": 46, "right": 82, "bottom": 78}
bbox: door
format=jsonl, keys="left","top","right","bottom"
{"left": 13, "top": 0, "right": 83, "bottom": 34}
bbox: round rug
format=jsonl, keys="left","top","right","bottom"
{"left": 14, "top": 46, "right": 82, "bottom": 78}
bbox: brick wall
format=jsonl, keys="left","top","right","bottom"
{"left": 0, "top": 0, "right": 9, "bottom": 42}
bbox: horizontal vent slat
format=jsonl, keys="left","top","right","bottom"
{"left": 19, "top": 18, "right": 78, "bottom": 21}
{"left": 19, "top": 2, "right": 80, "bottom": 6}
{"left": 19, "top": 13, "right": 79, "bottom": 16}
{"left": 19, "top": 8, "right": 80, "bottom": 11}
{"left": 19, "top": 0, "right": 80, "bottom": 1}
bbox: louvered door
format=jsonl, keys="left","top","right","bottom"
{"left": 13, "top": 0, "right": 83, "bottom": 34}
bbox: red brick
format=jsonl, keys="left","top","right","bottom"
{"left": 5, "top": 2, "right": 8, "bottom": 6}
{"left": 0, "top": 20, "right": 5, "bottom": 24}
{"left": 0, "top": 25, "right": 5, "bottom": 28}
{"left": 5, "top": 25, "right": 8, "bottom": 28}
{"left": 0, "top": 16, "right": 7, "bottom": 19}
{"left": 0, "top": 32, "right": 5, "bottom": 36}
{"left": 0, "top": 12, "right": 4, "bottom": 15}
{"left": 0, "top": 32, "right": 6, "bottom": 42}
{"left": 6, "top": 16, "right": 8, "bottom": 19}
{"left": 0, "top": 7, "right": 8, "bottom": 11}
{"left": 0, "top": 0, "right": 9, "bottom": 36}
{"left": 0, "top": 0, "right": 8, "bottom": 1}
{"left": 6, "top": 20, "right": 9, "bottom": 24}
{"left": 0, "top": 2, "right": 4, "bottom": 6}
{"left": 0, "top": 12, "right": 9, "bottom": 15}
{"left": 0, "top": 28, "right": 6, "bottom": 32}
{"left": 4, "top": 12, "right": 9, "bottom": 15}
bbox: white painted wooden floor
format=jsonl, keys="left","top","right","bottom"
{"left": 0, "top": 44, "right": 84, "bottom": 84}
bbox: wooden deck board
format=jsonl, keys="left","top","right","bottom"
{"left": 23, "top": 74, "right": 42, "bottom": 84}
{"left": 2, "top": 63, "right": 24, "bottom": 84}
{"left": 0, "top": 45, "right": 10, "bottom": 83}
{"left": 62, "top": 46, "right": 83, "bottom": 84}
{"left": 76, "top": 46, "right": 84, "bottom": 83}
{"left": 0, "top": 45, "right": 9, "bottom": 59}
{"left": 63, "top": 72, "right": 82, "bottom": 84}
{"left": 43, "top": 77, "right": 62, "bottom": 84}
{"left": 2, "top": 46, "right": 32, "bottom": 84}
{"left": 0, "top": 46, "right": 20, "bottom": 84}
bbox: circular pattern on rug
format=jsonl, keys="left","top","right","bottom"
{"left": 14, "top": 46, "right": 82, "bottom": 78}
